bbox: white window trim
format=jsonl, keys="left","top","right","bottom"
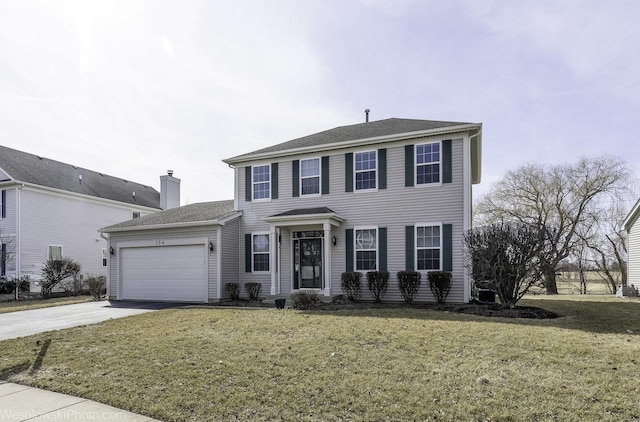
{"left": 414, "top": 141, "right": 442, "bottom": 188}
{"left": 252, "top": 164, "right": 271, "bottom": 202}
{"left": 415, "top": 223, "right": 442, "bottom": 272}
{"left": 354, "top": 226, "right": 378, "bottom": 271}
{"left": 300, "top": 157, "right": 322, "bottom": 197}
{"left": 48, "top": 245, "right": 63, "bottom": 260}
{"left": 252, "top": 232, "right": 270, "bottom": 273}
{"left": 354, "top": 150, "right": 378, "bottom": 193}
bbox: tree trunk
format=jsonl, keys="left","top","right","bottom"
{"left": 544, "top": 269, "right": 559, "bottom": 295}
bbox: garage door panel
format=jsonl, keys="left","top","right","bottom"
{"left": 120, "top": 244, "right": 207, "bottom": 302}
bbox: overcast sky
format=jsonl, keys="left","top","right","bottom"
{"left": 1, "top": 0, "right": 638, "bottom": 207}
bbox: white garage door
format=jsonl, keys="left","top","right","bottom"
{"left": 120, "top": 244, "right": 207, "bottom": 302}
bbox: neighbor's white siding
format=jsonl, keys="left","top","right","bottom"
{"left": 19, "top": 187, "right": 157, "bottom": 282}
{"left": 628, "top": 218, "right": 640, "bottom": 290}
{"left": 237, "top": 134, "right": 469, "bottom": 303}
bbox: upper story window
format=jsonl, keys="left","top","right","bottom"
{"left": 49, "top": 245, "right": 63, "bottom": 261}
{"left": 252, "top": 233, "right": 270, "bottom": 272}
{"left": 355, "top": 227, "right": 377, "bottom": 271}
{"left": 252, "top": 165, "right": 271, "bottom": 201}
{"left": 355, "top": 151, "right": 377, "bottom": 191}
{"left": 416, "top": 224, "right": 441, "bottom": 270}
{"left": 416, "top": 142, "right": 440, "bottom": 185}
{"left": 300, "top": 158, "right": 320, "bottom": 196}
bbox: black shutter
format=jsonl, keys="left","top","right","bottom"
{"left": 346, "top": 229, "right": 354, "bottom": 272}
{"left": 245, "top": 167, "right": 252, "bottom": 202}
{"left": 443, "top": 140, "right": 452, "bottom": 184}
{"left": 245, "top": 234, "right": 252, "bottom": 272}
{"left": 1, "top": 190, "right": 5, "bottom": 218}
{"left": 405, "top": 226, "right": 414, "bottom": 271}
{"left": 443, "top": 224, "right": 453, "bottom": 271}
{"left": 378, "top": 149, "right": 387, "bottom": 190}
{"left": 292, "top": 160, "right": 300, "bottom": 197}
{"left": 405, "top": 145, "right": 414, "bottom": 187}
{"left": 345, "top": 153, "right": 353, "bottom": 192}
{"left": 271, "top": 163, "right": 278, "bottom": 199}
{"left": 379, "top": 227, "right": 387, "bottom": 271}
{"left": 1, "top": 243, "right": 6, "bottom": 276}
{"left": 321, "top": 156, "right": 330, "bottom": 195}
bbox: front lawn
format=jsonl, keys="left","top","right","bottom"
{"left": 0, "top": 295, "right": 92, "bottom": 314}
{"left": 1, "top": 296, "right": 639, "bottom": 421}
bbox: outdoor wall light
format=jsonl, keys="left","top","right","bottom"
{"left": 209, "top": 241, "right": 215, "bottom": 252}
{"left": 109, "top": 246, "right": 115, "bottom": 256}
{"left": 332, "top": 236, "right": 337, "bottom": 247}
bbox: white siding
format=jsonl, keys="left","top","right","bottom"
{"left": 19, "top": 187, "right": 157, "bottom": 282}
{"left": 628, "top": 219, "right": 640, "bottom": 290}
{"left": 238, "top": 135, "right": 470, "bottom": 303}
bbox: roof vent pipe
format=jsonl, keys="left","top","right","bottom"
{"left": 365, "top": 109, "right": 370, "bottom": 122}
{"left": 167, "top": 170, "right": 173, "bottom": 177}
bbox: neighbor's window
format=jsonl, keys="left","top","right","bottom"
{"left": 355, "top": 227, "right": 377, "bottom": 271}
{"left": 416, "top": 224, "right": 441, "bottom": 270}
{"left": 102, "top": 248, "right": 108, "bottom": 267}
{"left": 300, "top": 158, "right": 320, "bottom": 196}
{"left": 252, "top": 233, "right": 270, "bottom": 272}
{"left": 355, "top": 151, "right": 377, "bottom": 191}
{"left": 48, "top": 245, "right": 63, "bottom": 260}
{"left": 416, "top": 142, "right": 440, "bottom": 185}
{"left": 252, "top": 165, "right": 271, "bottom": 201}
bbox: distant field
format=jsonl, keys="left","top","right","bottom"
{"left": 529, "top": 271, "right": 621, "bottom": 295}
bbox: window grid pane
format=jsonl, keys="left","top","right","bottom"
{"left": 416, "top": 225, "right": 440, "bottom": 271}
{"left": 355, "top": 152, "right": 376, "bottom": 190}
{"left": 253, "top": 165, "right": 270, "bottom": 200}
{"left": 301, "top": 159, "right": 319, "bottom": 177}
{"left": 301, "top": 177, "right": 320, "bottom": 195}
{"left": 253, "top": 234, "right": 270, "bottom": 272}
{"left": 416, "top": 143, "right": 440, "bottom": 185}
{"left": 355, "top": 229, "right": 377, "bottom": 271}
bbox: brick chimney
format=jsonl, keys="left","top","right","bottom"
{"left": 160, "top": 170, "right": 180, "bottom": 210}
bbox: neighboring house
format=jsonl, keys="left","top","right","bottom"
{"left": 0, "top": 145, "right": 180, "bottom": 289}
{"left": 623, "top": 198, "right": 640, "bottom": 291}
{"left": 102, "top": 117, "right": 482, "bottom": 303}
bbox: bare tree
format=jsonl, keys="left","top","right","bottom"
{"left": 40, "top": 257, "right": 82, "bottom": 297}
{"left": 475, "top": 156, "right": 631, "bottom": 294}
{"left": 464, "top": 222, "right": 548, "bottom": 308}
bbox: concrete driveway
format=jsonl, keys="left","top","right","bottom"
{"left": 0, "top": 301, "right": 179, "bottom": 341}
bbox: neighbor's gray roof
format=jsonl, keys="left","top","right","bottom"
{"left": 0, "top": 145, "right": 160, "bottom": 209}
{"left": 224, "top": 118, "right": 476, "bottom": 163}
{"left": 100, "top": 200, "right": 238, "bottom": 232}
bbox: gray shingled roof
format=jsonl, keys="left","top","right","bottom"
{"left": 270, "top": 207, "right": 336, "bottom": 217}
{"left": 224, "top": 118, "right": 474, "bottom": 163}
{"left": 0, "top": 145, "right": 160, "bottom": 209}
{"left": 100, "top": 200, "right": 237, "bottom": 232}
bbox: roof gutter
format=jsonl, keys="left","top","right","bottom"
{"left": 223, "top": 123, "right": 482, "bottom": 165}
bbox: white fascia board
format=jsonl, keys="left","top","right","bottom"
{"left": 265, "top": 212, "right": 345, "bottom": 226}
{"left": 223, "top": 123, "right": 483, "bottom": 165}
{"left": 623, "top": 198, "right": 640, "bottom": 232}
{"left": 100, "top": 220, "right": 224, "bottom": 233}
{"left": 217, "top": 211, "right": 243, "bottom": 226}
{"left": 4, "top": 180, "right": 161, "bottom": 213}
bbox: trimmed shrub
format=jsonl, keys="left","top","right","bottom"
{"left": 397, "top": 271, "right": 421, "bottom": 304}
{"left": 291, "top": 291, "right": 321, "bottom": 310}
{"left": 0, "top": 276, "right": 30, "bottom": 295}
{"left": 225, "top": 283, "right": 240, "bottom": 301}
{"left": 84, "top": 275, "right": 106, "bottom": 300}
{"left": 340, "top": 272, "right": 362, "bottom": 302}
{"left": 428, "top": 271, "right": 452, "bottom": 304}
{"left": 366, "top": 270, "right": 389, "bottom": 303}
{"left": 244, "top": 282, "right": 262, "bottom": 301}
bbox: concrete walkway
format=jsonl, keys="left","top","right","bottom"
{"left": 0, "top": 382, "right": 161, "bottom": 421}
{"left": 0, "top": 300, "right": 177, "bottom": 341}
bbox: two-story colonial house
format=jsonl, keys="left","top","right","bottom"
{"left": 101, "top": 117, "right": 481, "bottom": 303}
{"left": 0, "top": 145, "right": 180, "bottom": 289}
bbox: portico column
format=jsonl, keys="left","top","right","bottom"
{"left": 323, "top": 222, "right": 331, "bottom": 296}
{"left": 270, "top": 224, "right": 278, "bottom": 295}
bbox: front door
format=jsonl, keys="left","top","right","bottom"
{"left": 293, "top": 237, "right": 323, "bottom": 289}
